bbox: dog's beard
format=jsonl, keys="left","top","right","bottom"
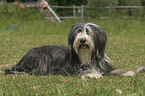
{"left": 73, "top": 33, "right": 94, "bottom": 64}
{"left": 78, "top": 48, "right": 92, "bottom": 64}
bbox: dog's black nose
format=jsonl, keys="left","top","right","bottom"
{"left": 80, "top": 38, "right": 86, "bottom": 43}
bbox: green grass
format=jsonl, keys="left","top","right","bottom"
{"left": 0, "top": 14, "right": 145, "bottom": 96}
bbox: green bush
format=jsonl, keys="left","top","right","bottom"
{"left": 0, "top": 3, "right": 45, "bottom": 21}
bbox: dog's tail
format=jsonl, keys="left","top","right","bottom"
{"left": 4, "top": 69, "right": 25, "bottom": 74}
{"left": 136, "top": 66, "right": 145, "bottom": 73}
{"left": 108, "top": 69, "right": 135, "bottom": 76}
{"left": 108, "top": 66, "right": 145, "bottom": 76}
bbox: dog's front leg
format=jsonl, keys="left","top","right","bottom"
{"left": 77, "top": 70, "right": 103, "bottom": 79}
{"left": 81, "top": 72, "right": 103, "bottom": 79}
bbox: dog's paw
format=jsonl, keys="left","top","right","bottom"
{"left": 122, "top": 71, "right": 135, "bottom": 76}
{"left": 81, "top": 73, "right": 103, "bottom": 79}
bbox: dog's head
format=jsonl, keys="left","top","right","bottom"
{"left": 68, "top": 23, "right": 107, "bottom": 64}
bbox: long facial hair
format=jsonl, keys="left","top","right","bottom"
{"left": 68, "top": 23, "right": 108, "bottom": 67}
{"left": 73, "top": 25, "right": 95, "bottom": 64}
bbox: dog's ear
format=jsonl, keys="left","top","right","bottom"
{"left": 68, "top": 23, "right": 83, "bottom": 54}
{"left": 68, "top": 25, "right": 75, "bottom": 55}
{"left": 97, "top": 30, "right": 107, "bottom": 60}
{"left": 68, "top": 24, "right": 76, "bottom": 47}
{"left": 68, "top": 25, "right": 76, "bottom": 58}
{"left": 68, "top": 23, "right": 84, "bottom": 45}
{"left": 87, "top": 23, "right": 107, "bottom": 60}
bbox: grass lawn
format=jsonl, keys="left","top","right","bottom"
{"left": 0, "top": 16, "right": 145, "bottom": 96}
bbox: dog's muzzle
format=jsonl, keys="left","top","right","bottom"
{"left": 79, "top": 38, "right": 89, "bottom": 49}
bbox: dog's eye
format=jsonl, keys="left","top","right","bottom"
{"left": 86, "top": 28, "right": 89, "bottom": 35}
{"left": 76, "top": 28, "right": 82, "bottom": 33}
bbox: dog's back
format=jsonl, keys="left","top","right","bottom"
{"left": 5, "top": 45, "right": 71, "bottom": 75}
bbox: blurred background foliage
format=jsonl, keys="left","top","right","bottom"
{"left": 86, "top": 0, "right": 145, "bottom": 18}
{"left": 0, "top": 0, "right": 145, "bottom": 19}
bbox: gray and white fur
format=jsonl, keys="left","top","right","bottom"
{"left": 4, "top": 23, "right": 137, "bottom": 78}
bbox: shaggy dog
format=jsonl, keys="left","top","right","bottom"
{"left": 5, "top": 23, "right": 135, "bottom": 78}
